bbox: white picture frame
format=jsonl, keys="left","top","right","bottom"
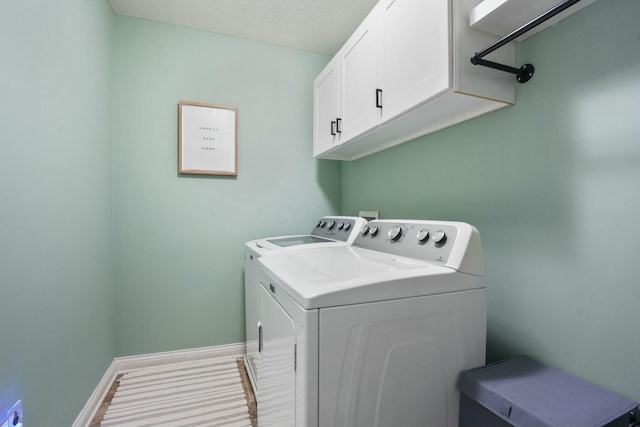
{"left": 178, "top": 101, "right": 238, "bottom": 176}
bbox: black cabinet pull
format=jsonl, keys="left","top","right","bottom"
{"left": 336, "top": 118, "right": 342, "bottom": 133}
{"left": 258, "top": 323, "right": 263, "bottom": 353}
{"left": 331, "top": 120, "right": 337, "bottom": 136}
{"left": 376, "top": 89, "right": 383, "bottom": 108}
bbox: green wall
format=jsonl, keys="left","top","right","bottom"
{"left": 341, "top": 0, "right": 640, "bottom": 402}
{"left": 0, "top": 1, "right": 115, "bottom": 426}
{"left": 112, "top": 17, "right": 339, "bottom": 356}
{"left": 0, "top": 4, "right": 337, "bottom": 422}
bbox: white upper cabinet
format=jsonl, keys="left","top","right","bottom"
{"left": 340, "top": 9, "right": 380, "bottom": 143}
{"left": 314, "top": 0, "right": 516, "bottom": 161}
{"left": 378, "top": 0, "right": 450, "bottom": 121}
{"left": 313, "top": 56, "right": 342, "bottom": 157}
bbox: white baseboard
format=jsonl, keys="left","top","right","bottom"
{"left": 114, "top": 342, "right": 246, "bottom": 373}
{"left": 72, "top": 343, "right": 246, "bottom": 427}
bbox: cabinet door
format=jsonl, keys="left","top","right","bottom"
{"left": 313, "top": 57, "right": 341, "bottom": 157}
{"left": 340, "top": 9, "right": 381, "bottom": 142}
{"left": 378, "top": 0, "right": 451, "bottom": 123}
{"left": 257, "top": 283, "right": 296, "bottom": 427}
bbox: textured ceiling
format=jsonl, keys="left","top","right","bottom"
{"left": 108, "top": 0, "right": 379, "bottom": 55}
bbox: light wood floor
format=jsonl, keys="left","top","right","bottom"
{"left": 90, "top": 358, "right": 257, "bottom": 427}
{"left": 236, "top": 358, "right": 258, "bottom": 427}
{"left": 89, "top": 373, "right": 123, "bottom": 427}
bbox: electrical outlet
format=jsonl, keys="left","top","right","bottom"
{"left": 6, "top": 401, "right": 22, "bottom": 427}
{"left": 359, "top": 210, "right": 379, "bottom": 221}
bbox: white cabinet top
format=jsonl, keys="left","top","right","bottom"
{"left": 470, "top": 0, "right": 599, "bottom": 41}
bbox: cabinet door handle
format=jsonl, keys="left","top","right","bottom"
{"left": 258, "top": 322, "right": 263, "bottom": 353}
{"left": 331, "top": 120, "right": 337, "bottom": 136}
{"left": 336, "top": 118, "right": 342, "bottom": 133}
{"left": 376, "top": 89, "right": 383, "bottom": 109}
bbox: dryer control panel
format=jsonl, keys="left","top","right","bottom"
{"left": 353, "top": 220, "right": 483, "bottom": 275}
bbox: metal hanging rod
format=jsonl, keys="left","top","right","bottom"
{"left": 470, "top": 0, "right": 583, "bottom": 83}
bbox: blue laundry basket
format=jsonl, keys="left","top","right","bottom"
{"left": 457, "top": 356, "right": 638, "bottom": 427}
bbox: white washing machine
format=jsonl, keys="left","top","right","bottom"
{"left": 244, "top": 216, "right": 368, "bottom": 393}
{"left": 255, "top": 219, "right": 487, "bottom": 427}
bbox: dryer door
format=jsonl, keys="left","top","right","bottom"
{"left": 257, "top": 282, "right": 296, "bottom": 426}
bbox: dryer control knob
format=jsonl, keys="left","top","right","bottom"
{"left": 369, "top": 226, "right": 379, "bottom": 237}
{"left": 316, "top": 220, "right": 322, "bottom": 227}
{"left": 343, "top": 223, "right": 351, "bottom": 231}
{"left": 319, "top": 221, "right": 326, "bottom": 227}
{"left": 433, "top": 230, "right": 447, "bottom": 245}
{"left": 417, "top": 229, "right": 429, "bottom": 243}
{"left": 361, "top": 226, "right": 370, "bottom": 236}
{"left": 337, "top": 222, "right": 344, "bottom": 230}
{"left": 327, "top": 220, "right": 336, "bottom": 229}
{"left": 388, "top": 225, "right": 402, "bottom": 241}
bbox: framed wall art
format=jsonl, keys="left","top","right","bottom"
{"left": 178, "top": 101, "right": 238, "bottom": 175}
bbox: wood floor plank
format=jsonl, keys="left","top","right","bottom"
{"left": 89, "top": 358, "right": 257, "bottom": 427}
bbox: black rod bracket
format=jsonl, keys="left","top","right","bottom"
{"left": 470, "top": 0, "right": 583, "bottom": 84}
{"left": 471, "top": 57, "right": 535, "bottom": 83}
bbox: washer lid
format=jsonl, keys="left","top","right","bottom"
{"left": 266, "top": 235, "right": 332, "bottom": 247}
{"left": 245, "top": 235, "right": 351, "bottom": 258}
{"left": 244, "top": 216, "right": 368, "bottom": 257}
{"left": 258, "top": 246, "right": 483, "bottom": 309}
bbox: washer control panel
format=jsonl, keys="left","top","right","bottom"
{"left": 355, "top": 220, "right": 460, "bottom": 266}
{"left": 311, "top": 216, "right": 363, "bottom": 241}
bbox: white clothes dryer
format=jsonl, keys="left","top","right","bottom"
{"left": 255, "top": 219, "right": 487, "bottom": 427}
{"left": 244, "top": 216, "right": 367, "bottom": 393}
